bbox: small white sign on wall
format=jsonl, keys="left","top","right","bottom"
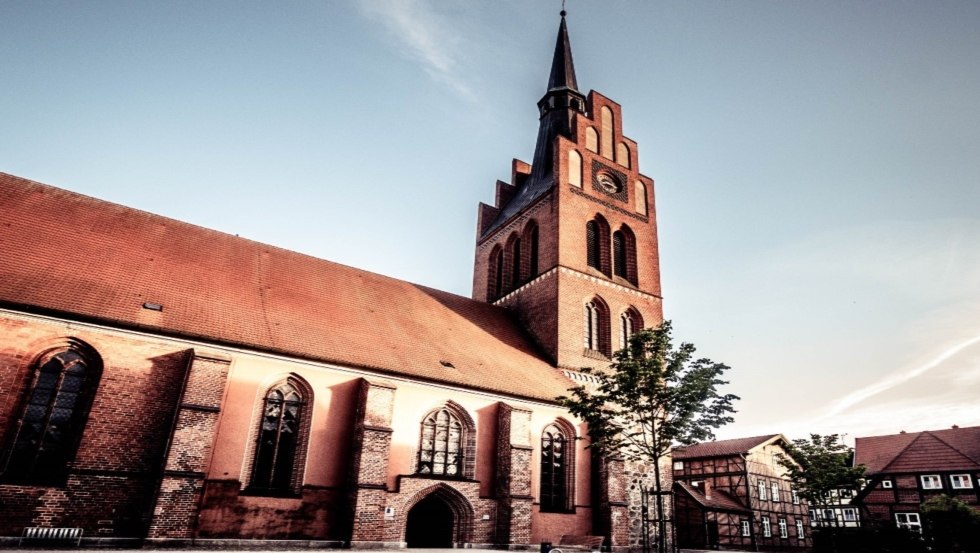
{"left": 384, "top": 507, "right": 395, "bottom": 519}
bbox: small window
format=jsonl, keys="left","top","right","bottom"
{"left": 823, "top": 509, "right": 835, "bottom": 522}
{"left": 758, "top": 480, "right": 768, "bottom": 501}
{"left": 895, "top": 512, "right": 921, "bottom": 533}
{"left": 921, "top": 474, "right": 942, "bottom": 489}
{"left": 882, "top": 479, "right": 893, "bottom": 489}
{"left": 951, "top": 474, "right": 973, "bottom": 489}
{"left": 741, "top": 520, "right": 750, "bottom": 537}
{"left": 771, "top": 482, "right": 780, "bottom": 502}
{"left": 791, "top": 489, "right": 800, "bottom": 504}
{"left": 843, "top": 508, "right": 857, "bottom": 522}
{"left": 673, "top": 461, "right": 684, "bottom": 470}
{"left": 762, "top": 517, "right": 772, "bottom": 537}
{"left": 795, "top": 519, "right": 805, "bottom": 539}
{"left": 778, "top": 518, "right": 788, "bottom": 539}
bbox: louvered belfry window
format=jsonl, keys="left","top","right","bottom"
{"left": 250, "top": 382, "right": 304, "bottom": 493}
{"left": 540, "top": 424, "right": 570, "bottom": 511}
{"left": 417, "top": 409, "right": 463, "bottom": 477}
{"left": 613, "top": 231, "right": 627, "bottom": 278}
{"left": 586, "top": 221, "right": 600, "bottom": 270}
{"left": 2, "top": 348, "right": 99, "bottom": 485}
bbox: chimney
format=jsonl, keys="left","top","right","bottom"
{"left": 704, "top": 480, "right": 712, "bottom": 501}
{"left": 952, "top": 424, "right": 959, "bottom": 429}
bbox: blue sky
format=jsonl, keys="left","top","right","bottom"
{"left": 2, "top": 1, "right": 978, "bottom": 443}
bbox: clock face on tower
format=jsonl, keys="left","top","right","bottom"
{"left": 596, "top": 171, "right": 622, "bottom": 194}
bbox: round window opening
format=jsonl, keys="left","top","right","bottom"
{"left": 596, "top": 172, "right": 622, "bottom": 193}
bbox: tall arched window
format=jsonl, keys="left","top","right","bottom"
{"left": 1, "top": 342, "right": 102, "bottom": 485}
{"left": 568, "top": 149, "right": 583, "bottom": 188}
{"left": 635, "top": 181, "right": 648, "bottom": 215}
{"left": 585, "top": 215, "right": 611, "bottom": 276}
{"left": 613, "top": 224, "right": 638, "bottom": 285}
{"left": 620, "top": 308, "right": 644, "bottom": 352}
{"left": 417, "top": 408, "right": 466, "bottom": 478}
{"left": 488, "top": 245, "right": 503, "bottom": 300}
{"left": 583, "top": 297, "right": 611, "bottom": 356}
{"left": 601, "top": 106, "right": 614, "bottom": 160}
{"left": 248, "top": 378, "right": 309, "bottom": 494}
{"left": 510, "top": 237, "right": 522, "bottom": 290}
{"left": 541, "top": 421, "right": 575, "bottom": 512}
{"left": 523, "top": 221, "right": 539, "bottom": 279}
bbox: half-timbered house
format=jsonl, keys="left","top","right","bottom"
{"left": 852, "top": 425, "right": 980, "bottom": 533}
{"left": 672, "top": 435, "right": 811, "bottom": 551}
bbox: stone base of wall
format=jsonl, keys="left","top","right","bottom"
{"left": 143, "top": 538, "right": 345, "bottom": 549}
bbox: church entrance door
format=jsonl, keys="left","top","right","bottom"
{"left": 405, "top": 493, "right": 455, "bottom": 548}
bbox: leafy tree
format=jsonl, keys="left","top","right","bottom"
{"left": 921, "top": 495, "right": 980, "bottom": 553}
{"left": 557, "top": 320, "right": 738, "bottom": 553}
{"left": 777, "top": 433, "right": 866, "bottom": 527}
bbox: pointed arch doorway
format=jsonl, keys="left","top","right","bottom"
{"left": 403, "top": 484, "right": 474, "bottom": 548}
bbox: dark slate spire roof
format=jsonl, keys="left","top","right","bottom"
{"left": 547, "top": 11, "right": 578, "bottom": 93}
{"left": 483, "top": 11, "right": 587, "bottom": 236}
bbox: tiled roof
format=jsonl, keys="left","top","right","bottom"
{"left": 672, "top": 435, "right": 783, "bottom": 459}
{"left": 0, "top": 172, "right": 575, "bottom": 402}
{"left": 674, "top": 482, "right": 751, "bottom": 514}
{"left": 854, "top": 426, "right": 980, "bottom": 474}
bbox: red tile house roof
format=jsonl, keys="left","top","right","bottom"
{"left": 854, "top": 426, "right": 980, "bottom": 475}
{"left": 0, "top": 172, "right": 575, "bottom": 401}
{"left": 673, "top": 435, "right": 784, "bottom": 459}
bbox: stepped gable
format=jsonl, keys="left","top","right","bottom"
{"left": 855, "top": 425, "right": 980, "bottom": 474}
{"left": 673, "top": 434, "right": 782, "bottom": 459}
{"left": 0, "top": 172, "right": 572, "bottom": 401}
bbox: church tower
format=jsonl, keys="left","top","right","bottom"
{"left": 473, "top": 11, "right": 663, "bottom": 370}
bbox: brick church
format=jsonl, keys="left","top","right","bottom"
{"left": 0, "top": 12, "right": 666, "bottom": 549}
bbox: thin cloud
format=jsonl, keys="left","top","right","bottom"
{"left": 826, "top": 333, "right": 980, "bottom": 416}
{"left": 356, "top": 0, "right": 477, "bottom": 101}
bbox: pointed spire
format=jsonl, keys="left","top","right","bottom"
{"left": 547, "top": 10, "right": 579, "bottom": 93}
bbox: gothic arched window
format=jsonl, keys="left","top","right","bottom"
{"left": 586, "top": 216, "right": 611, "bottom": 276}
{"left": 488, "top": 245, "right": 503, "bottom": 300}
{"left": 523, "top": 221, "right": 540, "bottom": 279}
{"left": 417, "top": 408, "right": 463, "bottom": 478}
{"left": 1, "top": 343, "right": 102, "bottom": 485}
{"left": 509, "top": 235, "right": 522, "bottom": 290}
{"left": 584, "top": 297, "right": 611, "bottom": 356}
{"left": 620, "top": 308, "right": 644, "bottom": 352}
{"left": 540, "top": 422, "right": 575, "bottom": 512}
{"left": 613, "top": 224, "right": 637, "bottom": 285}
{"left": 248, "top": 378, "right": 309, "bottom": 494}
{"left": 635, "top": 181, "right": 648, "bottom": 215}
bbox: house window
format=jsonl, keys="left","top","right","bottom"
{"left": 741, "top": 520, "right": 750, "bottom": 537}
{"left": 759, "top": 480, "right": 768, "bottom": 501}
{"left": 1, "top": 344, "right": 102, "bottom": 485}
{"left": 248, "top": 379, "right": 308, "bottom": 494}
{"left": 895, "top": 512, "right": 921, "bottom": 533}
{"left": 673, "top": 461, "right": 684, "bottom": 470}
{"left": 882, "top": 479, "right": 893, "bottom": 489}
{"left": 540, "top": 422, "right": 574, "bottom": 512}
{"left": 920, "top": 474, "right": 942, "bottom": 489}
{"left": 795, "top": 519, "right": 805, "bottom": 539}
{"left": 417, "top": 408, "right": 463, "bottom": 477}
{"left": 771, "top": 481, "right": 780, "bottom": 502}
{"left": 843, "top": 508, "right": 857, "bottom": 522}
{"left": 809, "top": 509, "right": 818, "bottom": 526}
{"left": 762, "top": 517, "right": 772, "bottom": 537}
{"left": 791, "top": 488, "right": 800, "bottom": 504}
{"left": 951, "top": 474, "right": 973, "bottom": 489}
{"left": 778, "top": 518, "right": 788, "bottom": 538}
{"left": 823, "top": 509, "right": 835, "bottom": 522}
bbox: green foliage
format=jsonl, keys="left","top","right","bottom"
{"left": 557, "top": 320, "right": 737, "bottom": 553}
{"left": 557, "top": 320, "right": 739, "bottom": 463}
{"left": 922, "top": 495, "right": 980, "bottom": 552}
{"left": 777, "top": 433, "right": 866, "bottom": 522}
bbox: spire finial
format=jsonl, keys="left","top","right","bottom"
{"left": 561, "top": 0, "right": 566, "bottom": 17}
